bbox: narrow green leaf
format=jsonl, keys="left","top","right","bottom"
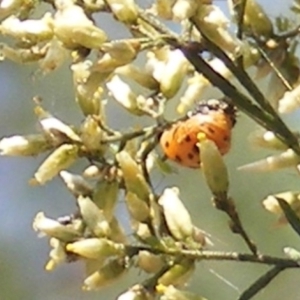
{"left": 276, "top": 197, "right": 300, "bottom": 236}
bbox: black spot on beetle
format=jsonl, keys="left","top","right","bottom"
{"left": 223, "top": 135, "right": 229, "bottom": 142}
{"left": 187, "top": 152, "right": 194, "bottom": 160}
{"left": 207, "top": 126, "right": 215, "bottom": 134}
{"left": 185, "top": 135, "right": 191, "bottom": 142}
{"left": 175, "top": 155, "right": 182, "bottom": 162}
{"left": 193, "top": 145, "right": 199, "bottom": 153}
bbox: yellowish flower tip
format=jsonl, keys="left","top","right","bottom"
{"left": 28, "top": 178, "right": 39, "bottom": 186}
{"left": 45, "top": 260, "right": 55, "bottom": 271}
{"left": 66, "top": 244, "right": 76, "bottom": 252}
{"left": 34, "top": 105, "right": 45, "bottom": 118}
{"left": 156, "top": 284, "right": 167, "bottom": 294}
{"left": 33, "top": 105, "right": 49, "bottom": 118}
{"left": 197, "top": 132, "right": 207, "bottom": 143}
{"left": 65, "top": 243, "right": 74, "bottom": 252}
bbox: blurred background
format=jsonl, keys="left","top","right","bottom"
{"left": 1, "top": 1, "right": 300, "bottom": 299}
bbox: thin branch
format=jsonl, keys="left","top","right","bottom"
{"left": 236, "top": 0, "right": 248, "bottom": 68}
{"left": 275, "top": 24, "right": 300, "bottom": 40}
{"left": 101, "top": 113, "right": 190, "bottom": 144}
{"left": 126, "top": 246, "right": 300, "bottom": 268}
{"left": 236, "top": 0, "right": 248, "bottom": 41}
{"left": 199, "top": 34, "right": 271, "bottom": 114}
{"left": 238, "top": 266, "right": 286, "bottom": 300}
{"left": 143, "top": 264, "right": 172, "bottom": 292}
{"left": 101, "top": 127, "right": 153, "bottom": 143}
{"left": 137, "top": 9, "right": 178, "bottom": 39}
{"left": 254, "top": 42, "right": 293, "bottom": 91}
{"left": 213, "top": 196, "right": 258, "bottom": 255}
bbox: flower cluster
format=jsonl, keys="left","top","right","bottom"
{"left": 2, "top": 0, "right": 300, "bottom": 299}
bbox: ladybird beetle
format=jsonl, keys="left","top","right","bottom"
{"left": 160, "top": 98, "right": 236, "bottom": 168}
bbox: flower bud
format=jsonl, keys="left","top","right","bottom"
{"left": 192, "top": 226, "right": 212, "bottom": 248}
{"left": 160, "top": 49, "right": 189, "bottom": 99}
{"left": 108, "top": 216, "right": 127, "bottom": 244}
{"left": 116, "top": 150, "right": 151, "bottom": 203}
{"left": 97, "top": 40, "right": 140, "bottom": 67}
{"left": 149, "top": 196, "right": 162, "bottom": 234}
{"left": 154, "top": 0, "right": 176, "bottom": 19}
{"left": 242, "top": 42, "right": 260, "bottom": 68}
{"left": 72, "top": 59, "right": 92, "bottom": 83}
{"left": 158, "top": 187, "right": 193, "bottom": 241}
{"left": 83, "top": 165, "right": 102, "bottom": 178}
{"left": 105, "top": 0, "right": 138, "bottom": 23}
{"left": 238, "top": 149, "right": 300, "bottom": 172}
{"left": 67, "top": 238, "right": 124, "bottom": 260}
{"left": 107, "top": 39, "right": 140, "bottom": 56}
{"left": 137, "top": 250, "right": 164, "bottom": 274}
{"left": 198, "top": 133, "right": 229, "bottom": 197}
{"left": 92, "top": 40, "right": 140, "bottom": 73}
{"left": 60, "top": 171, "right": 93, "bottom": 197}
{"left": 278, "top": 84, "right": 300, "bottom": 114}
{"left": 0, "top": 0, "right": 26, "bottom": 20}
{"left": 32, "top": 144, "right": 79, "bottom": 185}
{"left": 1, "top": 14, "right": 53, "bottom": 45}
{"left": 118, "top": 284, "right": 155, "bottom": 300}
{"left": 172, "top": 0, "right": 198, "bottom": 21}
{"left": 0, "top": 44, "right": 45, "bottom": 63}
{"left": 177, "top": 56, "right": 234, "bottom": 114}
{"left": 118, "top": 289, "right": 141, "bottom": 300}
{"left": 91, "top": 54, "right": 124, "bottom": 73}
{"left": 45, "top": 238, "right": 67, "bottom": 271}
{"left": 72, "top": 61, "right": 101, "bottom": 115}
{"left": 177, "top": 73, "right": 209, "bottom": 115}
{"left": 116, "top": 64, "right": 159, "bottom": 90}
{"left": 33, "top": 212, "right": 81, "bottom": 242}
{"left": 106, "top": 75, "right": 144, "bottom": 115}
{"left": 126, "top": 192, "right": 150, "bottom": 222}
{"left": 132, "top": 222, "right": 153, "bottom": 243}
{"left": 0, "top": 134, "right": 51, "bottom": 156}
{"left": 85, "top": 258, "right": 105, "bottom": 277}
{"left": 35, "top": 105, "right": 81, "bottom": 144}
{"left": 262, "top": 191, "right": 300, "bottom": 224}
{"left": 77, "top": 195, "right": 111, "bottom": 237}
{"left": 238, "top": 0, "right": 273, "bottom": 37}
{"left": 194, "top": 5, "right": 240, "bottom": 55}
{"left": 39, "top": 38, "right": 68, "bottom": 74}
{"left": 81, "top": 0, "right": 106, "bottom": 12}
{"left": 209, "top": 57, "right": 232, "bottom": 78}
{"left": 145, "top": 48, "right": 169, "bottom": 83}
{"left": 283, "top": 247, "right": 300, "bottom": 260}
{"left": 54, "top": 0, "right": 107, "bottom": 49}
{"left": 158, "top": 285, "right": 206, "bottom": 300}
{"left": 158, "top": 259, "right": 195, "bottom": 286}
{"left": 92, "top": 180, "right": 119, "bottom": 221}
{"left": 83, "top": 258, "right": 126, "bottom": 290}
{"left": 248, "top": 129, "right": 291, "bottom": 151}
{"left": 72, "top": 64, "right": 107, "bottom": 116}
{"left": 80, "top": 115, "right": 106, "bottom": 153}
